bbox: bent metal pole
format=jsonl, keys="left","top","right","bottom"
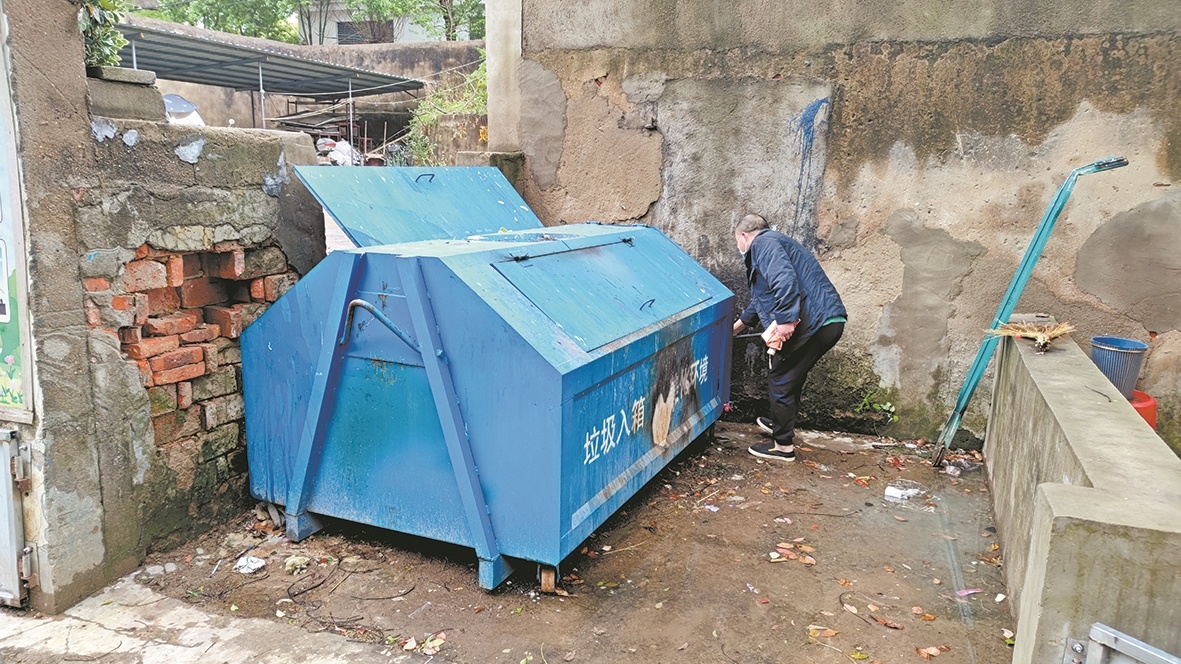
{"left": 933, "top": 156, "right": 1128, "bottom": 465}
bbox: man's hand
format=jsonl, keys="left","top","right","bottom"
{"left": 765, "top": 321, "right": 798, "bottom": 352}
{"left": 732, "top": 320, "right": 746, "bottom": 336}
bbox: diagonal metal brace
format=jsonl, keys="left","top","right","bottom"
{"left": 397, "top": 257, "right": 510, "bottom": 588}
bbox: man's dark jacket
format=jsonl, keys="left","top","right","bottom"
{"left": 739, "top": 229, "right": 847, "bottom": 347}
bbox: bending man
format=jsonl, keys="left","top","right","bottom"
{"left": 733, "top": 214, "right": 846, "bottom": 462}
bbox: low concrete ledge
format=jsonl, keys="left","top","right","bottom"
{"left": 984, "top": 332, "right": 1181, "bottom": 664}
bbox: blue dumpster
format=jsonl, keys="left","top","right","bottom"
{"left": 242, "top": 167, "right": 734, "bottom": 589}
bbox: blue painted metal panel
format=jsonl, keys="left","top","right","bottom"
{"left": 243, "top": 170, "right": 736, "bottom": 588}
{"left": 293, "top": 166, "right": 542, "bottom": 247}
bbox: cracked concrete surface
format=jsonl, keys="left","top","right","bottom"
{"left": 0, "top": 574, "right": 395, "bottom": 663}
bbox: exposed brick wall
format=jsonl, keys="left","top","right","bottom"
{"left": 83, "top": 240, "right": 299, "bottom": 518}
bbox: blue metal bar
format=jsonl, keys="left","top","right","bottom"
{"left": 339, "top": 298, "right": 420, "bottom": 353}
{"left": 934, "top": 156, "right": 1127, "bottom": 462}
{"left": 285, "top": 253, "right": 365, "bottom": 539}
{"left": 397, "top": 257, "right": 511, "bottom": 588}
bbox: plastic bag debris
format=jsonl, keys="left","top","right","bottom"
{"left": 233, "top": 556, "right": 265, "bottom": 574}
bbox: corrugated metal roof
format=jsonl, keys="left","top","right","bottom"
{"left": 116, "top": 18, "right": 423, "bottom": 99}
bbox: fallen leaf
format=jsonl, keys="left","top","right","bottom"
{"left": 835, "top": 578, "right": 853, "bottom": 587}
{"left": 563, "top": 652, "right": 576, "bottom": 662}
{"left": 776, "top": 542, "right": 795, "bottom": 550}
{"left": 911, "top": 606, "right": 924, "bottom": 614}
{"left": 990, "top": 543, "right": 1001, "bottom": 551}
{"left": 793, "top": 537, "right": 806, "bottom": 542}
{"left": 849, "top": 651, "right": 870, "bottom": 661}
{"left": 932, "top": 578, "right": 942, "bottom": 585}
{"left": 655, "top": 602, "right": 663, "bottom": 609}
{"left": 677, "top": 643, "right": 688, "bottom": 651}
{"left": 883, "top": 565, "right": 895, "bottom": 573}
{"left": 403, "top": 638, "right": 418, "bottom": 651}
{"left": 871, "top": 614, "right": 904, "bottom": 630}
{"left": 894, "top": 515, "right": 908, "bottom": 522}
{"left": 800, "top": 555, "right": 817, "bottom": 566}
{"left": 807, "top": 625, "right": 839, "bottom": 638}
{"left": 797, "top": 544, "right": 816, "bottom": 553}
{"left": 956, "top": 588, "right": 983, "bottom": 597}
{"left": 916, "top": 645, "right": 942, "bottom": 659}
{"left": 981, "top": 531, "right": 991, "bottom": 537}
{"left": 758, "top": 597, "right": 770, "bottom": 604}
{"left": 843, "top": 603, "right": 859, "bottom": 615}
{"left": 921, "top": 614, "right": 936, "bottom": 621}
{"left": 938, "top": 533, "right": 957, "bottom": 541}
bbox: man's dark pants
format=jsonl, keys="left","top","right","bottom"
{"left": 768, "top": 322, "right": 844, "bottom": 446}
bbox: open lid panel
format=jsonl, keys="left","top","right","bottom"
{"left": 294, "top": 166, "right": 543, "bottom": 247}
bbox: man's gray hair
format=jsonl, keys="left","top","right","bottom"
{"left": 735, "top": 214, "right": 768, "bottom": 235}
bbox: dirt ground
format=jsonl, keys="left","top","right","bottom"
{"left": 126, "top": 423, "right": 1013, "bottom": 664}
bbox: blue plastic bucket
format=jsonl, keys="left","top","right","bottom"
{"left": 1090, "top": 336, "right": 1148, "bottom": 400}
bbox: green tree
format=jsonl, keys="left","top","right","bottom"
{"left": 344, "top": 0, "right": 484, "bottom": 42}
{"left": 294, "top": 0, "right": 334, "bottom": 45}
{"left": 79, "top": 0, "right": 131, "bottom": 67}
{"left": 153, "top": 0, "right": 300, "bottom": 43}
{"left": 343, "top": 0, "right": 416, "bottom": 43}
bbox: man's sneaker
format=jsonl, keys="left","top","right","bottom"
{"left": 748, "top": 441, "right": 796, "bottom": 462}
{"left": 756, "top": 416, "right": 774, "bottom": 434}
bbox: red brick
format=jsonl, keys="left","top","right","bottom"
{"left": 264, "top": 273, "right": 299, "bottom": 302}
{"left": 135, "top": 244, "right": 150, "bottom": 259}
{"left": 123, "top": 259, "right": 168, "bottom": 292}
{"left": 111, "top": 294, "right": 136, "bottom": 311}
{"left": 124, "top": 334, "right": 180, "bottom": 359}
{"left": 180, "top": 324, "right": 219, "bottom": 343}
{"left": 145, "top": 287, "right": 180, "bottom": 315}
{"left": 83, "top": 277, "right": 110, "bottom": 292}
{"left": 152, "top": 405, "right": 202, "bottom": 443}
{"left": 165, "top": 255, "right": 185, "bottom": 287}
{"left": 144, "top": 310, "right": 201, "bottom": 336}
{"left": 149, "top": 346, "right": 205, "bottom": 372}
{"left": 131, "top": 359, "right": 153, "bottom": 387}
{"left": 85, "top": 300, "right": 101, "bottom": 328}
{"left": 180, "top": 277, "right": 228, "bottom": 309}
{"left": 198, "top": 343, "right": 220, "bottom": 370}
{"left": 134, "top": 294, "right": 150, "bottom": 325}
{"left": 204, "top": 305, "right": 244, "bottom": 338}
{"left": 182, "top": 253, "right": 203, "bottom": 279}
{"left": 204, "top": 250, "right": 244, "bottom": 279}
{"left": 177, "top": 381, "right": 193, "bottom": 409}
{"left": 211, "top": 241, "right": 241, "bottom": 253}
{"left": 153, "top": 362, "right": 206, "bottom": 385}
{"left": 119, "top": 327, "right": 143, "bottom": 344}
{"left": 249, "top": 278, "right": 265, "bottom": 301}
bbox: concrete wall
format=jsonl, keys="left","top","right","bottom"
{"left": 984, "top": 331, "right": 1181, "bottom": 663}
{"left": 4, "top": 2, "right": 323, "bottom": 612}
{"left": 487, "top": 0, "right": 1181, "bottom": 443}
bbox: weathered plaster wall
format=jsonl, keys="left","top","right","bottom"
{"left": 4, "top": 2, "right": 323, "bottom": 612}
{"left": 491, "top": 0, "right": 1181, "bottom": 442}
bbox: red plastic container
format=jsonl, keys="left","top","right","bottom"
{"left": 1131, "top": 390, "right": 1157, "bottom": 430}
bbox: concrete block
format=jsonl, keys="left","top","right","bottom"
{"left": 87, "top": 81, "right": 166, "bottom": 122}
{"left": 86, "top": 66, "right": 156, "bottom": 85}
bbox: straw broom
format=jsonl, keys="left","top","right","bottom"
{"left": 986, "top": 322, "right": 1075, "bottom": 354}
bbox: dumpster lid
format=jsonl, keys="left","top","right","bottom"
{"left": 495, "top": 233, "right": 716, "bottom": 351}
{"left": 293, "top": 166, "right": 543, "bottom": 247}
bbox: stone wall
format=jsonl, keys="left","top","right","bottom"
{"left": 487, "top": 0, "right": 1181, "bottom": 445}
{"left": 3, "top": 3, "right": 324, "bottom": 612}
{"left": 984, "top": 330, "right": 1181, "bottom": 663}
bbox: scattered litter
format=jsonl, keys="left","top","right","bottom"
{"left": 703, "top": 505, "right": 720, "bottom": 512}
{"left": 233, "top": 556, "right": 265, "bottom": 574}
{"left": 995, "top": 593, "right": 1007, "bottom": 603}
{"left": 871, "top": 614, "right": 904, "bottom": 630}
{"left": 956, "top": 588, "right": 983, "bottom": 597}
{"left": 944, "top": 465, "right": 962, "bottom": 477}
{"left": 730, "top": 474, "right": 744, "bottom": 481}
{"left": 746, "top": 583, "right": 760, "bottom": 594}
{"left": 884, "top": 479, "right": 926, "bottom": 502}
{"left": 727, "top": 496, "right": 746, "bottom": 503}
{"left": 773, "top": 516, "right": 793, "bottom": 524}
{"left": 807, "top": 625, "right": 839, "bottom": 638}
{"left": 145, "top": 565, "right": 165, "bottom": 576}
{"left": 284, "top": 555, "right": 311, "bottom": 575}
{"left": 916, "top": 645, "right": 948, "bottom": 659}
{"left": 894, "top": 515, "right": 908, "bottom": 522}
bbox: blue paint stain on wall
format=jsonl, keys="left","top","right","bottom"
{"left": 784, "top": 97, "right": 830, "bottom": 249}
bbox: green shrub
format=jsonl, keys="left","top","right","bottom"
{"left": 78, "top": 0, "right": 131, "bottom": 68}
